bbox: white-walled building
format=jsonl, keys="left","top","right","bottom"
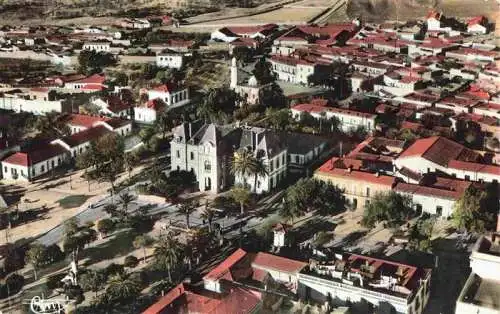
{"left": 291, "top": 101, "right": 376, "bottom": 133}
{"left": 82, "top": 41, "right": 111, "bottom": 53}
{"left": 394, "top": 136, "right": 500, "bottom": 183}
{"left": 133, "top": 99, "right": 165, "bottom": 124}
{"left": 455, "top": 235, "right": 500, "bottom": 314}
{"left": 269, "top": 54, "right": 329, "bottom": 85}
{"left": 145, "top": 83, "right": 190, "bottom": 108}
{"left": 467, "top": 16, "right": 489, "bottom": 34}
{"left": 1, "top": 145, "right": 68, "bottom": 181}
{"left": 51, "top": 125, "right": 112, "bottom": 159}
{"left": 0, "top": 93, "right": 71, "bottom": 115}
{"left": 298, "top": 253, "right": 432, "bottom": 314}
{"left": 156, "top": 53, "right": 184, "bottom": 69}
{"left": 90, "top": 95, "right": 132, "bottom": 118}
{"left": 393, "top": 177, "right": 471, "bottom": 217}
{"left": 171, "top": 123, "right": 328, "bottom": 194}
{"left": 64, "top": 74, "right": 107, "bottom": 92}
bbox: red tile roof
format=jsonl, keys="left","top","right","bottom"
{"left": 63, "top": 113, "right": 109, "bottom": 128}
{"left": 57, "top": 125, "right": 111, "bottom": 147}
{"left": 426, "top": 10, "right": 442, "bottom": 20}
{"left": 468, "top": 16, "right": 486, "bottom": 26}
{"left": 151, "top": 82, "right": 180, "bottom": 93}
{"left": 142, "top": 283, "right": 261, "bottom": 314}
{"left": 316, "top": 157, "right": 396, "bottom": 187}
{"left": 394, "top": 178, "right": 471, "bottom": 200}
{"left": 2, "top": 145, "right": 67, "bottom": 167}
{"left": 448, "top": 160, "right": 500, "bottom": 175}
{"left": 251, "top": 252, "right": 306, "bottom": 274}
{"left": 203, "top": 248, "right": 247, "bottom": 281}
{"left": 69, "top": 74, "right": 106, "bottom": 85}
{"left": 398, "top": 136, "right": 480, "bottom": 166}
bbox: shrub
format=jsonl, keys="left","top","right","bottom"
{"left": 5, "top": 273, "right": 24, "bottom": 294}
{"left": 105, "top": 263, "right": 124, "bottom": 277}
{"left": 124, "top": 255, "right": 139, "bottom": 268}
{"left": 46, "top": 272, "right": 66, "bottom": 290}
{"left": 44, "top": 244, "right": 64, "bottom": 264}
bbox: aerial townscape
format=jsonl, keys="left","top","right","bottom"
{"left": 0, "top": 0, "right": 499, "bottom": 313}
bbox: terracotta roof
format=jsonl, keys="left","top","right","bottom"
{"left": 401, "top": 121, "right": 423, "bottom": 131}
{"left": 251, "top": 252, "right": 306, "bottom": 274}
{"left": 142, "top": 98, "right": 165, "bottom": 111}
{"left": 468, "top": 16, "right": 486, "bottom": 26}
{"left": 68, "top": 73, "right": 106, "bottom": 85}
{"left": 316, "top": 157, "right": 396, "bottom": 186}
{"left": 63, "top": 113, "right": 109, "bottom": 128}
{"left": 151, "top": 82, "right": 180, "bottom": 93}
{"left": 394, "top": 179, "right": 470, "bottom": 200}
{"left": 203, "top": 248, "right": 247, "bottom": 281}
{"left": 448, "top": 160, "right": 500, "bottom": 175}
{"left": 2, "top": 145, "right": 67, "bottom": 167}
{"left": 57, "top": 125, "right": 111, "bottom": 147}
{"left": 142, "top": 283, "right": 261, "bottom": 314}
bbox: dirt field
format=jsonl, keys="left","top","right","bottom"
{"left": 345, "top": 0, "right": 500, "bottom": 22}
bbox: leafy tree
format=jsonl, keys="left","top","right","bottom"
{"left": 80, "top": 270, "right": 106, "bottom": 297}
{"left": 139, "top": 126, "right": 156, "bottom": 148}
{"left": 260, "top": 83, "right": 286, "bottom": 108}
{"left": 231, "top": 185, "right": 251, "bottom": 215}
{"left": 44, "top": 244, "right": 64, "bottom": 264}
{"left": 64, "top": 285, "right": 85, "bottom": 305}
{"left": 178, "top": 200, "right": 197, "bottom": 229}
{"left": 133, "top": 235, "right": 154, "bottom": 264}
{"left": 252, "top": 57, "right": 275, "bottom": 85}
{"left": 232, "top": 46, "right": 253, "bottom": 63}
{"left": 105, "top": 273, "right": 141, "bottom": 302}
{"left": 196, "top": 88, "right": 238, "bottom": 123}
{"left": 25, "top": 244, "right": 46, "bottom": 280}
{"left": 362, "top": 192, "right": 413, "bottom": 228}
{"left": 97, "top": 218, "right": 115, "bottom": 238}
{"left": 265, "top": 108, "right": 292, "bottom": 131}
{"left": 104, "top": 204, "right": 118, "bottom": 217}
{"left": 154, "top": 235, "right": 183, "bottom": 282}
{"left": 452, "top": 186, "right": 493, "bottom": 232}
{"left": 63, "top": 217, "right": 79, "bottom": 239}
{"left": 35, "top": 112, "right": 71, "bottom": 138}
{"left": 78, "top": 50, "right": 117, "bottom": 75}
{"left": 76, "top": 134, "right": 125, "bottom": 199}
{"left": 124, "top": 255, "right": 139, "bottom": 268}
{"left": 5, "top": 273, "right": 24, "bottom": 295}
{"left": 124, "top": 153, "right": 139, "bottom": 178}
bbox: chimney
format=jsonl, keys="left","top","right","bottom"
{"left": 375, "top": 172, "right": 380, "bottom": 177}
{"left": 346, "top": 166, "right": 352, "bottom": 173}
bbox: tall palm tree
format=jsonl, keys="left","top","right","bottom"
{"left": 119, "top": 192, "right": 134, "bottom": 220}
{"left": 154, "top": 235, "right": 182, "bottom": 282}
{"left": 178, "top": 200, "right": 197, "bottom": 229}
{"left": 200, "top": 205, "right": 215, "bottom": 233}
{"left": 252, "top": 157, "right": 268, "bottom": 194}
{"left": 231, "top": 149, "right": 257, "bottom": 190}
{"left": 106, "top": 273, "right": 141, "bottom": 302}
{"left": 133, "top": 235, "right": 154, "bottom": 264}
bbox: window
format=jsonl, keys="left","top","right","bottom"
{"left": 269, "top": 161, "right": 273, "bottom": 172}
{"left": 190, "top": 152, "right": 194, "bottom": 160}
{"left": 41, "top": 165, "right": 45, "bottom": 172}
{"left": 3, "top": 166, "right": 6, "bottom": 173}
{"left": 32, "top": 169, "right": 35, "bottom": 176}
{"left": 176, "top": 150, "right": 180, "bottom": 158}
{"left": 282, "top": 154, "right": 285, "bottom": 165}
{"left": 51, "top": 160, "right": 55, "bottom": 168}
{"left": 366, "top": 187, "right": 370, "bottom": 197}
{"left": 276, "top": 158, "right": 280, "bottom": 168}
{"left": 436, "top": 206, "right": 443, "bottom": 216}
{"left": 204, "top": 161, "right": 211, "bottom": 172}
{"left": 464, "top": 175, "right": 470, "bottom": 181}
{"left": 352, "top": 198, "right": 358, "bottom": 209}
{"left": 365, "top": 200, "right": 370, "bottom": 206}
{"left": 295, "top": 156, "right": 299, "bottom": 163}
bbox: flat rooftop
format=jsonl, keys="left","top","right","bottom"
{"left": 459, "top": 273, "right": 500, "bottom": 310}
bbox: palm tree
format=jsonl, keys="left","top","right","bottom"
{"left": 231, "top": 185, "right": 251, "bottom": 215}
{"left": 119, "top": 192, "right": 134, "bottom": 220}
{"left": 154, "top": 235, "right": 182, "bottom": 282}
{"left": 106, "top": 273, "right": 141, "bottom": 302}
{"left": 178, "top": 200, "right": 197, "bottom": 229}
{"left": 200, "top": 205, "right": 215, "bottom": 233}
{"left": 252, "top": 157, "right": 268, "bottom": 194}
{"left": 124, "top": 153, "right": 138, "bottom": 178}
{"left": 231, "top": 149, "right": 257, "bottom": 190}
{"left": 133, "top": 235, "right": 154, "bottom": 264}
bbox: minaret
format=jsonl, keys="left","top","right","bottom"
{"left": 230, "top": 57, "right": 238, "bottom": 89}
